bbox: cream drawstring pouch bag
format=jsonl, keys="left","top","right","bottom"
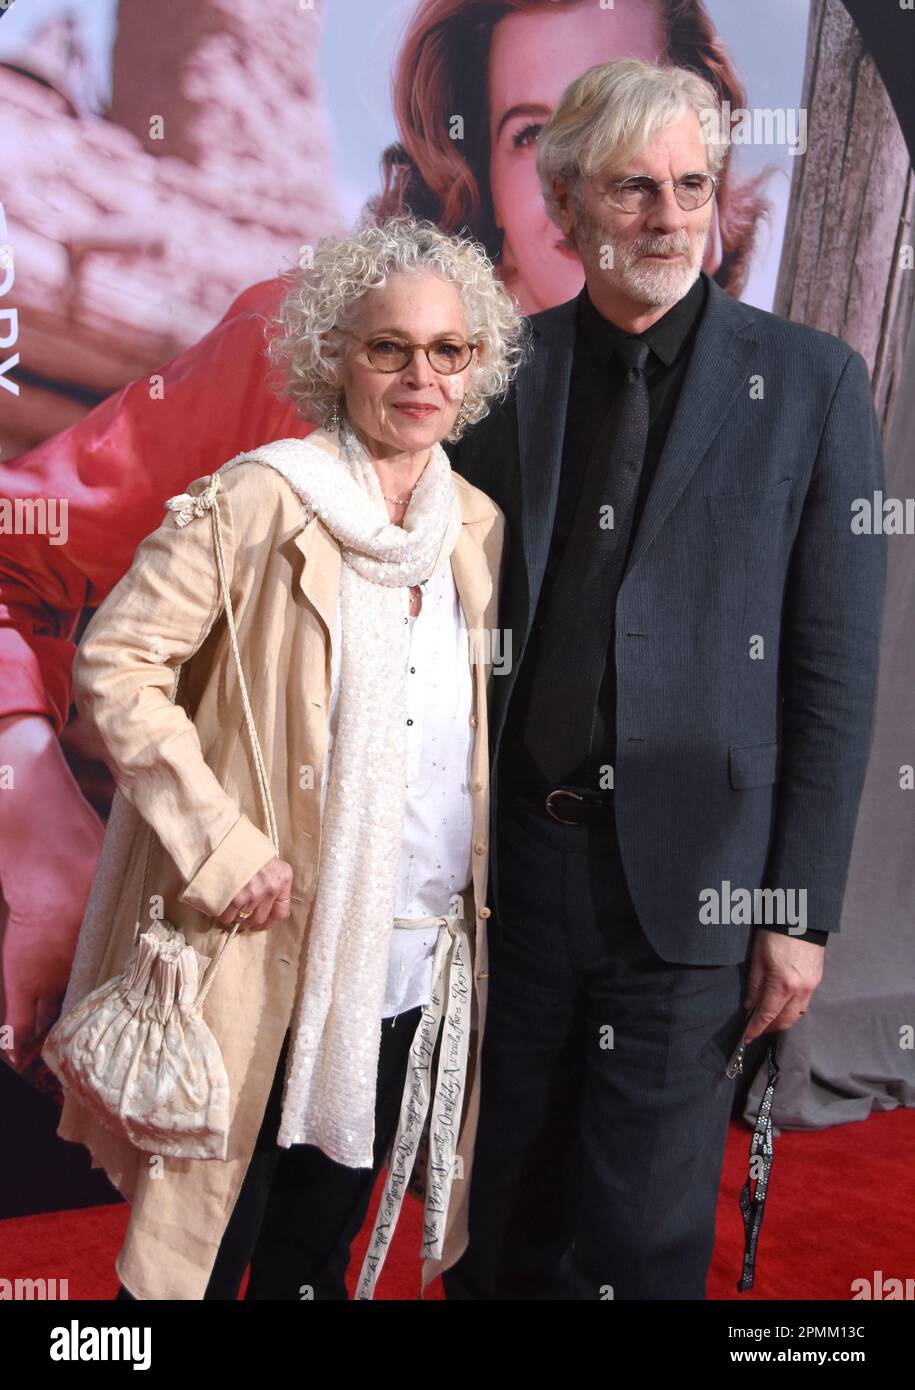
{"left": 42, "top": 474, "right": 278, "bottom": 1160}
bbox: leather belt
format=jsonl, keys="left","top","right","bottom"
{"left": 543, "top": 785, "right": 613, "bottom": 825}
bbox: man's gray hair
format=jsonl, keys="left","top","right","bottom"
{"left": 536, "top": 58, "right": 728, "bottom": 226}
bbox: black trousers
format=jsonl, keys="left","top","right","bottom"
{"left": 443, "top": 788, "right": 750, "bottom": 1300}
{"left": 116, "top": 1004, "right": 422, "bottom": 1300}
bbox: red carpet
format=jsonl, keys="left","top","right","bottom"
{"left": 3, "top": 1111, "right": 913, "bottom": 1300}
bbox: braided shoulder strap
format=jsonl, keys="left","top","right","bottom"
{"left": 135, "top": 472, "right": 280, "bottom": 993}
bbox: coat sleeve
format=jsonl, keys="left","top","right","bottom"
{"left": 0, "top": 277, "right": 304, "bottom": 737}
{"left": 71, "top": 469, "right": 278, "bottom": 918}
{"left": 765, "top": 348, "right": 888, "bottom": 934}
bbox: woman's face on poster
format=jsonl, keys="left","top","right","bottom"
{"left": 487, "top": 0, "right": 719, "bottom": 313}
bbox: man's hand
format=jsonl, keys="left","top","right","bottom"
{"left": 743, "top": 930, "right": 825, "bottom": 1044}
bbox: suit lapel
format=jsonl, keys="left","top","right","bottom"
{"left": 450, "top": 525, "right": 493, "bottom": 632}
{"left": 292, "top": 489, "right": 494, "bottom": 675}
{"left": 293, "top": 516, "right": 340, "bottom": 643}
{"left": 623, "top": 278, "right": 757, "bottom": 576}
{"left": 515, "top": 298, "right": 577, "bottom": 644}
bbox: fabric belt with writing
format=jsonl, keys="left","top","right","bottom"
{"left": 355, "top": 893, "right": 471, "bottom": 1300}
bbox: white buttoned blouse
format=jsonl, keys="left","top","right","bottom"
{"left": 320, "top": 558, "right": 475, "bottom": 1017}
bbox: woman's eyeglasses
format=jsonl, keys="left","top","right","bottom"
{"left": 337, "top": 330, "right": 478, "bottom": 375}
{"left": 599, "top": 172, "right": 719, "bottom": 214}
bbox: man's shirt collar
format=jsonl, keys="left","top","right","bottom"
{"left": 577, "top": 270, "right": 708, "bottom": 369}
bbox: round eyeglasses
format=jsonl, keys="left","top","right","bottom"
{"left": 601, "top": 172, "right": 719, "bottom": 214}
{"left": 338, "top": 330, "right": 478, "bottom": 375}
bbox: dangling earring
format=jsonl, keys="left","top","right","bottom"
{"left": 455, "top": 402, "right": 469, "bottom": 433}
{"left": 328, "top": 393, "right": 342, "bottom": 432}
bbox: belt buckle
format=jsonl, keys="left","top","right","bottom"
{"left": 544, "top": 788, "right": 585, "bottom": 825}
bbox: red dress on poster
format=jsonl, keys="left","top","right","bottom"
{"left": 0, "top": 277, "right": 314, "bottom": 737}
{"left": 0, "top": 277, "right": 321, "bottom": 1078}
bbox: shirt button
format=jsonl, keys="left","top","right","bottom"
{"left": 469, "top": 714, "right": 479, "bottom": 727}
{"left": 478, "top": 906, "right": 491, "bottom": 919}
{"left": 410, "top": 666, "right": 415, "bottom": 673}
{"left": 474, "top": 842, "right": 486, "bottom": 855}
{"left": 470, "top": 779, "right": 483, "bottom": 792}
{"left": 406, "top": 718, "right": 414, "bottom": 726}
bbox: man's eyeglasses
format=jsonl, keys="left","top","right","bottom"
{"left": 599, "top": 172, "right": 719, "bottom": 214}
{"left": 338, "top": 330, "right": 478, "bottom": 375}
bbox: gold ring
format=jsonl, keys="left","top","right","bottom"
{"left": 236, "top": 907, "right": 254, "bottom": 921}
{"left": 276, "top": 897, "right": 291, "bottom": 903}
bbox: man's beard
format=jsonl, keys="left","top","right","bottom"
{"left": 573, "top": 203, "right": 707, "bottom": 306}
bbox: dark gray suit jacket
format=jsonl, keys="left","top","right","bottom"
{"left": 445, "top": 274, "right": 887, "bottom": 965}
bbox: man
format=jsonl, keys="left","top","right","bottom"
{"left": 443, "top": 59, "right": 887, "bottom": 1299}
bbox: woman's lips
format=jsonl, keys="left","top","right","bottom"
{"left": 394, "top": 404, "right": 438, "bottom": 418}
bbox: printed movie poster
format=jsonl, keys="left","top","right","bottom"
{"left": 0, "top": 0, "right": 912, "bottom": 1352}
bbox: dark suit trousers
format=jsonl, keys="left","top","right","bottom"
{"left": 443, "top": 789, "right": 750, "bottom": 1300}
{"left": 116, "top": 1005, "right": 422, "bottom": 1301}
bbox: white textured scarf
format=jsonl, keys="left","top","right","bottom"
{"left": 218, "top": 424, "right": 462, "bottom": 1167}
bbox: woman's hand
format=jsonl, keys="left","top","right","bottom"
{"left": 217, "top": 856, "right": 295, "bottom": 931}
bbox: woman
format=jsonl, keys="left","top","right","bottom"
{"left": 1, "top": 0, "right": 773, "bottom": 1058}
{"left": 47, "top": 216, "right": 528, "bottom": 1299}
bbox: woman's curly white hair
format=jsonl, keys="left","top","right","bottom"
{"left": 265, "top": 216, "right": 530, "bottom": 442}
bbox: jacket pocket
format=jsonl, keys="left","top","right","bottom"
{"left": 729, "top": 740, "right": 779, "bottom": 789}
{"left": 706, "top": 477, "right": 792, "bottom": 521}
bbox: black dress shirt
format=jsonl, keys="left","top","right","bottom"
{"left": 502, "top": 273, "right": 707, "bottom": 792}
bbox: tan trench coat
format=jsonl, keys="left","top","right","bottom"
{"left": 54, "top": 427, "right": 504, "bottom": 1299}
